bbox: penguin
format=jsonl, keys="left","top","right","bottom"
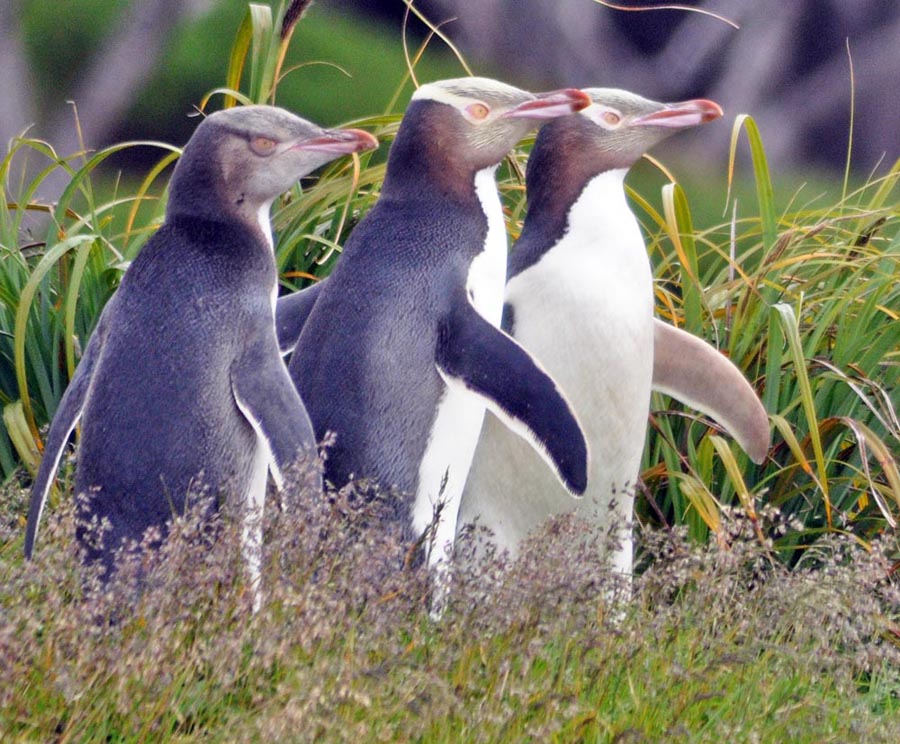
{"left": 286, "top": 78, "right": 593, "bottom": 575}
{"left": 457, "top": 89, "right": 770, "bottom": 577}
{"left": 24, "top": 105, "right": 378, "bottom": 587}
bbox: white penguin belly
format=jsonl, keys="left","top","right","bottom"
{"left": 413, "top": 166, "right": 506, "bottom": 566}
{"left": 460, "top": 169, "right": 653, "bottom": 575}
{"left": 233, "top": 368, "right": 277, "bottom": 613}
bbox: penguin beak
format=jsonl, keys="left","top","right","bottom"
{"left": 631, "top": 99, "right": 723, "bottom": 129}
{"left": 292, "top": 128, "right": 379, "bottom": 154}
{"left": 502, "top": 88, "right": 592, "bottom": 120}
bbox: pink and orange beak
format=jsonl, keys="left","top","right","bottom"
{"left": 293, "top": 128, "right": 379, "bottom": 154}
{"left": 503, "top": 88, "right": 592, "bottom": 120}
{"left": 631, "top": 99, "right": 723, "bottom": 129}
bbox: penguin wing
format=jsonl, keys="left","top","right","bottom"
{"left": 230, "top": 331, "right": 322, "bottom": 489}
{"left": 652, "top": 319, "right": 770, "bottom": 463}
{"left": 24, "top": 307, "right": 111, "bottom": 559}
{"left": 275, "top": 281, "right": 325, "bottom": 357}
{"left": 436, "top": 303, "right": 588, "bottom": 496}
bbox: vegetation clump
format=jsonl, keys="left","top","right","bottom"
{"left": 2, "top": 480, "right": 899, "bottom": 741}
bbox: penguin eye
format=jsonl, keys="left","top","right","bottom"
{"left": 466, "top": 102, "right": 491, "bottom": 121}
{"left": 600, "top": 111, "right": 622, "bottom": 127}
{"left": 250, "top": 136, "right": 278, "bottom": 156}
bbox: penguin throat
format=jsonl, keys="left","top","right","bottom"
{"left": 256, "top": 199, "right": 275, "bottom": 253}
{"left": 511, "top": 168, "right": 629, "bottom": 278}
{"left": 564, "top": 169, "right": 630, "bottom": 242}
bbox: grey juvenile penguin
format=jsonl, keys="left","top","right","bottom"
{"left": 458, "top": 89, "right": 770, "bottom": 576}
{"left": 285, "top": 78, "right": 592, "bottom": 575}
{"left": 24, "top": 106, "right": 378, "bottom": 586}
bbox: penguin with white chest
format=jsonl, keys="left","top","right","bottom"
{"left": 458, "top": 89, "right": 771, "bottom": 576}
{"left": 287, "top": 78, "right": 592, "bottom": 572}
{"left": 24, "top": 106, "right": 378, "bottom": 583}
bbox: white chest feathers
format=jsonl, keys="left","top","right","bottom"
{"left": 465, "top": 166, "right": 508, "bottom": 324}
{"left": 461, "top": 168, "right": 656, "bottom": 573}
{"left": 507, "top": 168, "right": 654, "bottom": 379}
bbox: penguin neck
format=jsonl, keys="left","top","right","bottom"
{"left": 166, "top": 151, "right": 274, "bottom": 252}
{"left": 381, "top": 110, "right": 487, "bottom": 207}
{"left": 511, "top": 167, "right": 629, "bottom": 278}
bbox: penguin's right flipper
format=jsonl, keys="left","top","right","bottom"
{"left": 231, "top": 326, "right": 323, "bottom": 490}
{"left": 24, "top": 307, "right": 112, "bottom": 559}
{"left": 275, "top": 280, "right": 325, "bottom": 356}
{"left": 653, "top": 319, "right": 770, "bottom": 463}
{"left": 436, "top": 303, "right": 588, "bottom": 495}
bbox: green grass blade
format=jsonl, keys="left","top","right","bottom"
{"left": 773, "top": 303, "right": 831, "bottom": 522}
{"left": 727, "top": 114, "right": 777, "bottom": 255}
{"left": 63, "top": 240, "right": 95, "bottom": 378}
{"left": 662, "top": 182, "right": 703, "bottom": 332}
{"left": 248, "top": 3, "right": 275, "bottom": 103}
{"left": 3, "top": 400, "right": 40, "bottom": 473}
{"left": 709, "top": 434, "right": 755, "bottom": 516}
{"left": 14, "top": 235, "right": 96, "bottom": 440}
{"left": 839, "top": 417, "right": 900, "bottom": 528}
{"left": 224, "top": 8, "right": 255, "bottom": 108}
{"left": 761, "top": 292, "right": 784, "bottom": 415}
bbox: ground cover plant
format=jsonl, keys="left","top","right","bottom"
{"left": 2, "top": 1, "right": 899, "bottom": 740}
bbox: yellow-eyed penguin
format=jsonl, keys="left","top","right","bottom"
{"left": 286, "top": 78, "right": 593, "bottom": 579}
{"left": 24, "top": 106, "right": 378, "bottom": 588}
{"left": 457, "top": 89, "right": 770, "bottom": 577}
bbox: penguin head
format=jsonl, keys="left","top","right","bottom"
{"left": 548, "top": 89, "right": 723, "bottom": 171}
{"left": 520, "top": 90, "right": 722, "bottom": 236}
{"left": 398, "top": 77, "right": 591, "bottom": 174}
{"left": 168, "top": 105, "right": 377, "bottom": 220}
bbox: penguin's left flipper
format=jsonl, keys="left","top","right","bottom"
{"left": 231, "top": 329, "right": 323, "bottom": 490}
{"left": 436, "top": 302, "right": 588, "bottom": 496}
{"left": 275, "top": 280, "right": 325, "bottom": 356}
{"left": 652, "top": 319, "right": 770, "bottom": 464}
{"left": 24, "top": 303, "right": 113, "bottom": 559}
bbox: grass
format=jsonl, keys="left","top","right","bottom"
{"left": 2, "top": 484, "right": 899, "bottom": 741}
{"left": 2, "top": 1, "right": 899, "bottom": 739}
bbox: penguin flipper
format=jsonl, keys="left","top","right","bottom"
{"left": 652, "top": 319, "right": 770, "bottom": 463}
{"left": 24, "top": 311, "right": 109, "bottom": 558}
{"left": 436, "top": 303, "right": 588, "bottom": 495}
{"left": 231, "top": 333, "right": 322, "bottom": 489}
{"left": 275, "top": 281, "right": 325, "bottom": 356}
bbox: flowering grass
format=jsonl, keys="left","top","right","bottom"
{"left": 2, "top": 475, "right": 899, "bottom": 742}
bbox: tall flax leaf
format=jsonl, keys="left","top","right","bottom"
{"left": 3, "top": 401, "right": 39, "bottom": 473}
{"left": 773, "top": 302, "right": 831, "bottom": 524}
{"left": 709, "top": 435, "right": 756, "bottom": 518}
{"left": 63, "top": 240, "right": 95, "bottom": 379}
{"left": 727, "top": 115, "right": 777, "bottom": 256}
{"left": 224, "top": 10, "right": 255, "bottom": 108}
{"left": 122, "top": 150, "right": 179, "bottom": 253}
{"left": 14, "top": 235, "right": 96, "bottom": 441}
{"left": 840, "top": 417, "right": 900, "bottom": 528}
{"left": 762, "top": 310, "right": 784, "bottom": 426}
{"left": 673, "top": 473, "right": 721, "bottom": 539}
{"left": 661, "top": 182, "right": 703, "bottom": 332}
{"left": 248, "top": 4, "right": 275, "bottom": 102}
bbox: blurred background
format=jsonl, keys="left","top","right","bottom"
{"left": 1, "top": 0, "right": 897, "bottom": 201}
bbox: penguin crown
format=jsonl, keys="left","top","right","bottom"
{"left": 412, "top": 77, "right": 537, "bottom": 125}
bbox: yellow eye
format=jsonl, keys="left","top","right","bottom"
{"left": 466, "top": 102, "right": 490, "bottom": 121}
{"left": 250, "top": 136, "right": 278, "bottom": 155}
{"left": 601, "top": 111, "right": 621, "bottom": 126}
